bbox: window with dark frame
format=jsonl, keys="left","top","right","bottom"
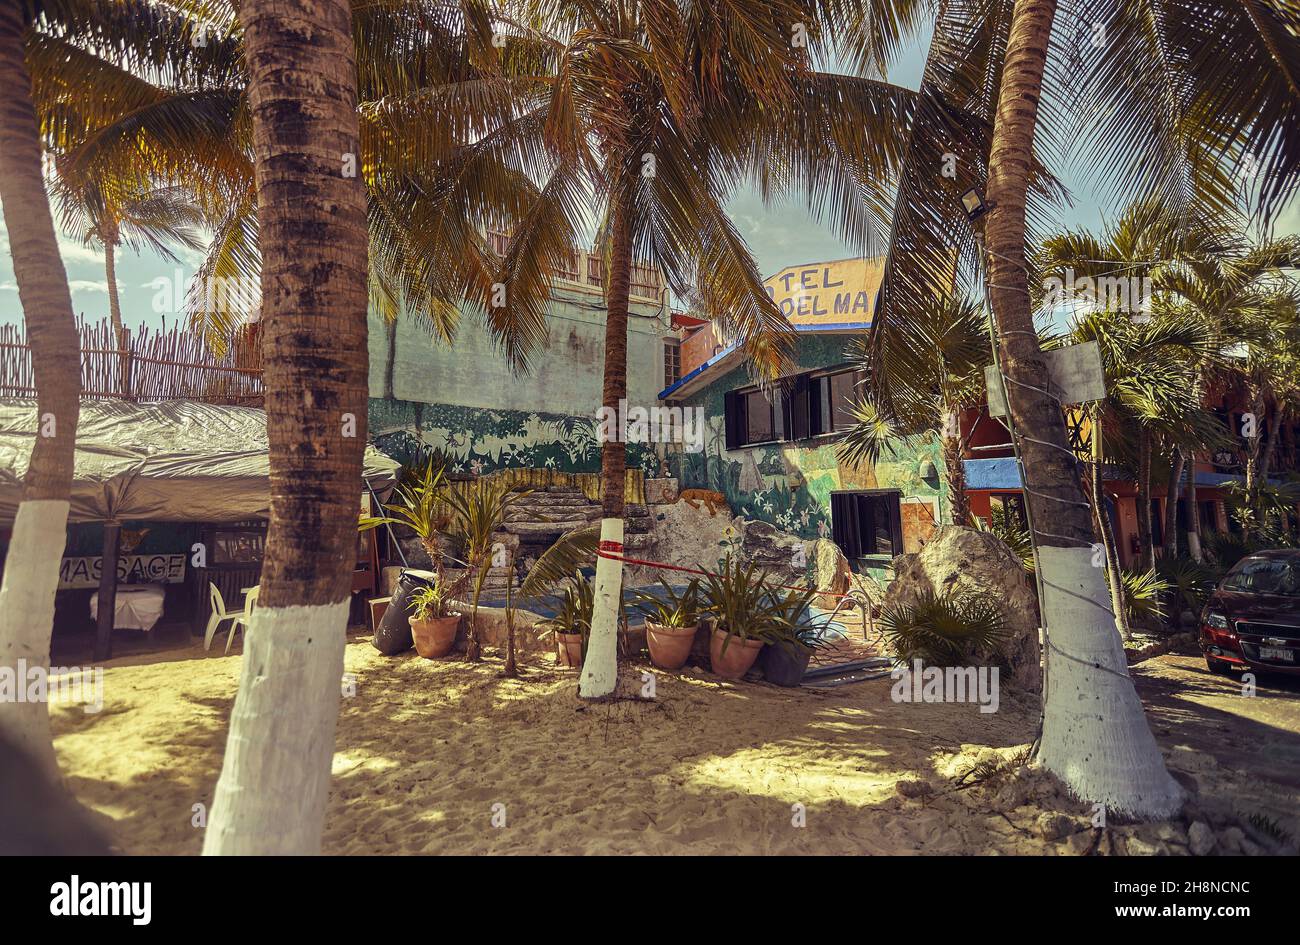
{"left": 664, "top": 338, "right": 681, "bottom": 388}
{"left": 830, "top": 490, "right": 903, "bottom": 559}
{"left": 724, "top": 365, "right": 862, "bottom": 449}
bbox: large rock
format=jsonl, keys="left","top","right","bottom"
{"left": 882, "top": 526, "right": 1041, "bottom": 692}
{"left": 740, "top": 520, "right": 810, "bottom": 584}
{"left": 644, "top": 477, "right": 680, "bottom": 505}
{"left": 812, "top": 538, "right": 851, "bottom": 608}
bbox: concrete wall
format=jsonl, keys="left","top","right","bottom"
{"left": 368, "top": 286, "right": 670, "bottom": 477}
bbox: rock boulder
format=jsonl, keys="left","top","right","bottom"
{"left": 882, "top": 526, "right": 1041, "bottom": 691}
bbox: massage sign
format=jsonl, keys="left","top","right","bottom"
{"left": 58, "top": 554, "right": 187, "bottom": 590}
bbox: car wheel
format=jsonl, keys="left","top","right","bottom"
{"left": 1205, "top": 655, "right": 1233, "bottom": 675}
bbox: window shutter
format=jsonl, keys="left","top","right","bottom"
{"left": 888, "top": 494, "right": 904, "bottom": 557}
{"left": 831, "top": 493, "right": 858, "bottom": 558}
{"left": 724, "top": 389, "right": 741, "bottom": 451}
{"left": 789, "top": 375, "right": 810, "bottom": 441}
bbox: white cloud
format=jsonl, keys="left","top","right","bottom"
{"left": 68, "top": 280, "right": 109, "bottom": 293}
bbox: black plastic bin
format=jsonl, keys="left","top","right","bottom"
{"left": 373, "top": 568, "right": 437, "bottom": 655}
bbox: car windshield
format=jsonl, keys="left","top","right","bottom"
{"left": 1222, "top": 557, "right": 1300, "bottom": 597}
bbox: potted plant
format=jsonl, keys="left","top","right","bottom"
{"left": 701, "top": 556, "right": 774, "bottom": 680}
{"left": 633, "top": 578, "right": 702, "bottom": 670}
{"left": 446, "top": 479, "right": 528, "bottom": 662}
{"left": 537, "top": 575, "right": 593, "bottom": 669}
{"left": 758, "top": 586, "right": 830, "bottom": 687}
{"left": 407, "top": 584, "right": 462, "bottom": 659}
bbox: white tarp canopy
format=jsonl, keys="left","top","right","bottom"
{"left": 0, "top": 399, "right": 400, "bottom": 524}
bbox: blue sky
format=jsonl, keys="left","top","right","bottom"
{"left": 2, "top": 31, "right": 1297, "bottom": 329}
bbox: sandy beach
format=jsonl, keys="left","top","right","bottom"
{"left": 49, "top": 636, "right": 1300, "bottom": 855}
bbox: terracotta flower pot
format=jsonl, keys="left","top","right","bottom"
{"left": 556, "top": 632, "right": 584, "bottom": 668}
{"left": 645, "top": 620, "right": 698, "bottom": 671}
{"left": 710, "top": 628, "right": 764, "bottom": 680}
{"left": 409, "top": 613, "right": 461, "bottom": 659}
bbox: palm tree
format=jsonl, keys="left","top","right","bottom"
{"left": 0, "top": 0, "right": 82, "bottom": 783}
{"left": 1149, "top": 235, "right": 1300, "bottom": 553}
{"left": 475, "top": 1, "right": 918, "bottom": 699}
{"left": 52, "top": 178, "right": 203, "bottom": 387}
{"left": 29, "top": 0, "right": 562, "bottom": 348}
{"left": 1036, "top": 200, "right": 1231, "bottom": 571}
{"left": 838, "top": 295, "right": 989, "bottom": 526}
{"left": 1057, "top": 308, "right": 1219, "bottom": 636}
{"left": 200, "top": 0, "right": 369, "bottom": 856}
{"left": 857, "top": 0, "right": 1300, "bottom": 817}
{"left": 446, "top": 478, "right": 525, "bottom": 662}
{"left": 1236, "top": 291, "right": 1300, "bottom": 536}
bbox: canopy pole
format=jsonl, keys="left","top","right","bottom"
{"left": 93, "top": 521, "right": 120, "bottom": 662}
{"left": 363, "top": 473, "right": 407, "bottom": 568}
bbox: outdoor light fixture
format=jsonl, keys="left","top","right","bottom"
{"left": 961, "top": 187, "right": 989, "bottom": 220}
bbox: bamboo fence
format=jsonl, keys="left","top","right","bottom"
{"left": 0, "top": 317, "right": 262, "bottom": 405}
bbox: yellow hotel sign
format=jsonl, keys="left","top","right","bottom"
{"left": 763, "top": 257, "right": 883, "bottom": 327}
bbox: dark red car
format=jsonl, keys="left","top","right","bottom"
{"left": 1200, "top": 549, "right": 1300, "bottom": 677}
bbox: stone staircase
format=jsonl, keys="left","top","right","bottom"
{"left": 501, "top": 485, "right": 655, "bottom": 571}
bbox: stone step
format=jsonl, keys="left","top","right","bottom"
{"left": 502, "top": 520, "right": 593, "bottom": 536}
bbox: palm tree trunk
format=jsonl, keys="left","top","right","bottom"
{"left": 1090, "top": 411, "right": 1132, "bottom": 641}
{"left": 0, "top": 3, "right": 83, "bottom": 782}
{"left": 580, "top": 196, "right": 632, "bottom": 700}
{"left": 1246, "top": 407, "right": 1285, "bottom": 537}
{"left": 1186, "top": 458, "right": 1202, "bottom": 562}
{"left": 465, "top": 559, "right": 488, "bottom": 662}
{"left": 203, "top": 0, "right": 368, "bottom": 856}
{"left": 1243, "top": 387, "right": 1265, "bottom": 540}
{"left": 1136, "top": 430, "right": 1154, "bottom": 569}
{"left": 102, "top": 230, "right": 131, "bottom": 397}
{"left": 1163, "top": 448, "right": 1184, "bottom": 560}
{"left": 503, "top": 553, "right": 518, "bottom": 678}
{"left": 984, "top": 0, "right": 1180, "bottom": 818}
{"left": 943, "top": 408, "right": 969, "bottom": 525}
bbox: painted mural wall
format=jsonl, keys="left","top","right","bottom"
{"left": 369, "top": 397, "right": 657, "bottom": 479}
{"left": 665, "top": 335, "right": 950, "bottom": 551}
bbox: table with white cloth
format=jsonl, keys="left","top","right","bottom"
{"left": 88, "top": 584, "right": 166, "bottom": 632}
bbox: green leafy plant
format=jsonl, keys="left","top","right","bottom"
{"left": 446, "top": 478, "right": 528, "bottom": 661}
{"left": 632, "top": 578, "right": 701, "bottom": 629}
{"left": 701, "top": 556, "right": 781, "bottom": 656}
{"left": 1121, "top": 568, "right": 1171, "bottom": 625}
{"left": 1203, "top": 530, "right": 1263, "bottom": 571}
{"left": 359, "top": 460, "right": 452, "bottom": 560}
{"left": 759, "top": 585, "right": 832, "bottom": 655}
{"left": 975, "top": 508, "right": 1035, "bottom": 573}
{"left": 536, "top": 575, "right": 595, "bottom": 662}
{"left": 1155, "top": 556, "right": 1222, "bottom": 628}
{"left": 408, "top": 583, "right": 458, "bottom": 622}
{"left": 878, "top": 589, "right": 1010, "bottom": 667}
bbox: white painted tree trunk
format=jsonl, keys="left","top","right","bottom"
{"left": 202, "top": 599, "right": 348, "bottom": 855}
{"left": 579, "top": 517, "right": 622, "bottom": 699}
{"left": 0, "top": 499, "right": 69, "bottom": 782}
{"left": 1037, "top": 546, "right": 1183, "bottom": 819}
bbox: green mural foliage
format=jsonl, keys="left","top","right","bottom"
{"left": 370, "top": 398, "right": 658, "bottom": 479}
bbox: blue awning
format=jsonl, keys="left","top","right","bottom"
{"left": 963, "top": 457, "right": 1023, "bottom": 490}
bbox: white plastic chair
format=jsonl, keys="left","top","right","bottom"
{"left": 204, "top": 582, "right": 252, "bottom": 653}
{"left": 225, "top": 586, "right": 259, "bottom": 654}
